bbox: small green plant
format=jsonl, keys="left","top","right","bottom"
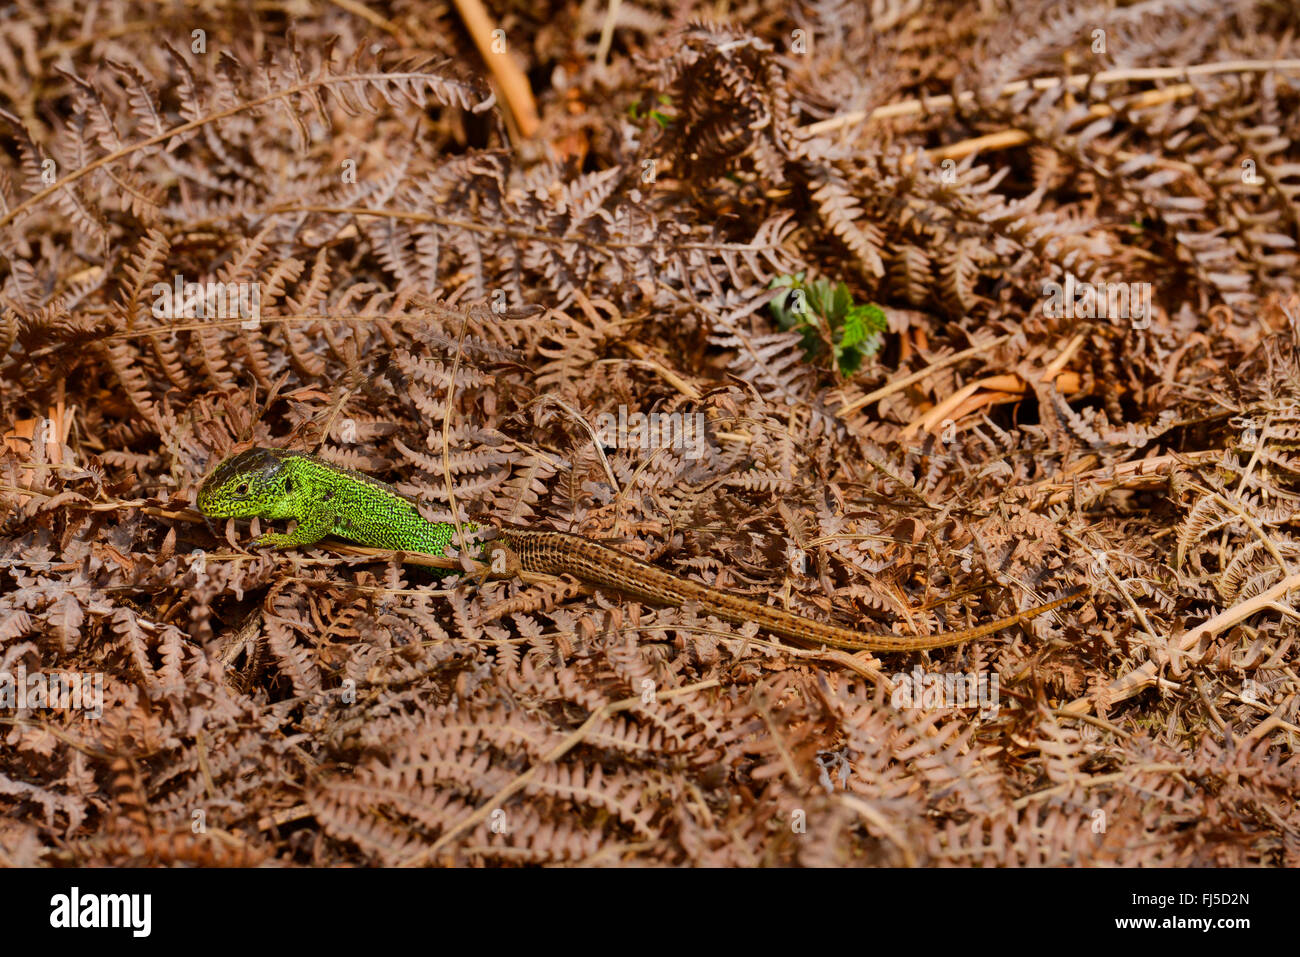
{"left": 768, "top": 273, "right": 887, "bottom": 376}
{"left": 627, "top": 94, "right": 674, "bottom": 128}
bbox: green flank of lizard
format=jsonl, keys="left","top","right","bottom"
{"left": 196, "top": 447, "right": 474, "bottom": 559}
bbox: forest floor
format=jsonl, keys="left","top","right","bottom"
{"left": 1, "top": 0, "right": 1299, "bottom": 865}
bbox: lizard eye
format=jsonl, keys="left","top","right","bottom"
{"left": 283, "top": 478, "right": 293, "bottom": 493}
{"left": 235, "top": 482, "right": 249, "bottom": 495}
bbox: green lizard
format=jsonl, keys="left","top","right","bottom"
{"left": 195, "top": 446, "right": 1083, "bottom": 654}
{"left": 196, "top": 446, "right": 472, "bottom": 561}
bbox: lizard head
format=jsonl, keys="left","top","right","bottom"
{"left": 196, "top": 447, "right": 288, "bottom": 518}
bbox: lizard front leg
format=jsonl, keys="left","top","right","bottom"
{"left": 251, "top": 504, "right": 334, "bottom": 549}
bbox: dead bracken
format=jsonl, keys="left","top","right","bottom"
{"left": 1, "top": 0, "right": 1298, "bottom": 867}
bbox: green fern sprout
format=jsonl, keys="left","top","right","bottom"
{"left": 768, "top": 273, "right": 887, "bottom": 376}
